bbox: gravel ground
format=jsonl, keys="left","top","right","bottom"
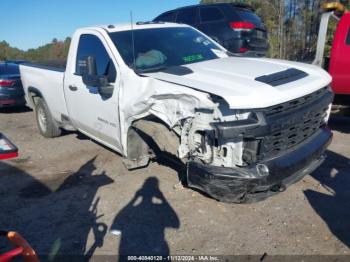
{"left": 0, "top": 107, "right": 349, "bottom": 261}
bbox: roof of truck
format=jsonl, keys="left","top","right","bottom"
{"left": 92, "top": 22, "right": 190, "bottom": 33}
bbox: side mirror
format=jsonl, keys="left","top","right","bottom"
{"left": 81, "top": 56, "right": 108, "bottom": 88}
{"left": 80, "top": 56, "right": 114, "bottom": 98}
{"left": 82, "top": 74, "right": 109, "bottom": 88}
{"left": 98, "top": 85, "right": 114, "bottom": 98}
{"left": 78, "top": 55, "right": 96, "bottom": 76}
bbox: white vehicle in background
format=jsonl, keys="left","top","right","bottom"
{"left": 20, "top": 22, "right": 333, "bottom": 203}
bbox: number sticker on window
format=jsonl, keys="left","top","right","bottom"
{"left": 182, "top": 54, "right": 204, "bottom": 63}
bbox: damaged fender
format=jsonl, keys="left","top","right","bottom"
{"left": 119, "top": 72, "right": 215, "bottom": 163}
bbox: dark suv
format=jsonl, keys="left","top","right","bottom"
{"left": 0, "top": 62, "right": 25, "bottom": 108}
{"left": 154, "top": 3, "right": 268, "bottom": 56}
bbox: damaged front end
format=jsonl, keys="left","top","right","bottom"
{"left": 180, "top": 87, "right": 333, "bottom": 203}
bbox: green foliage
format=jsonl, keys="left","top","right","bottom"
{"left": 0, "top": 37, "right": 71, "bottom": 63}
{"left": 340, "top": 0, "right": 350, "bottom": 8}
{"left": 0, "top": 41, "right": 23, "bottom": 61}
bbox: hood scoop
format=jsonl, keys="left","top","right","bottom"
{"left": 255, "top": 68, "right": 308, "bottom": 87}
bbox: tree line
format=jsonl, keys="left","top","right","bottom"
{"left": 0, "top": 37, "right": 71, "bottom": 63}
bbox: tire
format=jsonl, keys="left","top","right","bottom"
{"left": 35, "top": 98, "right": 61, "bottom": 138}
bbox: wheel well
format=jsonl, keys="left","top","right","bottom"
{"left": 27, "top": 87, "right": 43, "bottom": 107}
{"left": 123, "top": 116, "right": 181, "bottom": 170}
{"left": 133, "top": 117, "right": 180, "bottom": 154}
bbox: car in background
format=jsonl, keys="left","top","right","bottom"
{"left": 329, "top": 12, "right": 350, "bottom": 100}
{"left": 153, "top": 3, "right": 268, "bottom": 56}
{"left": 0, "top": 62, "right": 25, "bottom": 108}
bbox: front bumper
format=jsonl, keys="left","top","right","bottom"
{"left": 187, "top": 127, "right": 332, "bottom": 203}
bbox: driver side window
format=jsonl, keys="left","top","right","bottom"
{"left": 76, "top": 34, "right": 117, "bottom": 82}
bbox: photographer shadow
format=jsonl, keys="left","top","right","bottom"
{"left": 111, "top": 177, "right": 180, "bottom": 256}
{"left": 0, "top": 157, "right": 113, "bottom": 261}
{"left": 304, "top": 150, "right": 350, "bottom": 248}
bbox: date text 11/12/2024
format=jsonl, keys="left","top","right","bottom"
{"left": 126, "top": 256, "right": 220, "bottom": 261}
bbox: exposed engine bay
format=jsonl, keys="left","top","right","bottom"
{"left": 177, "top": 106, "right": 250, "bottom": 168}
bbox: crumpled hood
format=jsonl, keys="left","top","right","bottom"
{"left": 144, "top": 57, "right": 332, "bottom": 109}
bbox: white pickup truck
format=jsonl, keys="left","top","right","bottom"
{"left": 20, "top": 22, "right": 333, "bottom": 203}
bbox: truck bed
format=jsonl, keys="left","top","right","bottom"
{"left": 19, "top": 62, "right": 69, "bottom": 121}
{"left": 23, "top": 60, "right": 67, "bottom": 72}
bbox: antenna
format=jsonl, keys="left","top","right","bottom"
{"left": 130, "top": 11, "right": 136, "bottom": 70}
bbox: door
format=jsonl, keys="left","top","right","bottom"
{"left": 64, "top": 33, "right": 122, "bottom": 152}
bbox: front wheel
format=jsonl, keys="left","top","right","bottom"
{"left": 35, "top": 98, "right": 61, "bottom": 138}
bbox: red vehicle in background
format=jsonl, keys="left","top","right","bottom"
{"left": 313, "top": 2, "right": 350, "bottom": 109}
{"left": 329, "top": 11, "right": 350, "bottom": 96}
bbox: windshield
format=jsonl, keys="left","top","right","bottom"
{"left": 109, "top": 27, "right": 228, "bottom": 73}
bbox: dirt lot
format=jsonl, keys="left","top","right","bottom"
{"left": 0, "top": 107, "right": 349, "bottom": 260}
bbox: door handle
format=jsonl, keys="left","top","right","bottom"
{"left": 68, "top": 85, "right": 78, "bottom": 91}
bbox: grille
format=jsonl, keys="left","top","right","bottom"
{"left": 263, "top": 87, "right": 329, "bottom": 117}
{"left": 257, "top": 87, "right": 333, "bottom": 159}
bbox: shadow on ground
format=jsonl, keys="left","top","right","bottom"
{"left": 304, "top": 150, "right": 350, "bottom": 248}
{"left": 111, "top": 177, "right": 180, "bottom": 257}
{"left": 0, "top": 157, "right": 113, "bottom": 261}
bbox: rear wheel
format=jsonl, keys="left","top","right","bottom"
{"left": 35, "top": 98, "right": 61, "bottom": 138}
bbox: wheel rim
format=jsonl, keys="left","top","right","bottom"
{"left": 37, "top": 107, "right": 47, "bottom": 133}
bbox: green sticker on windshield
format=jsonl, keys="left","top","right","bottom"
{"left": 182, "top": 54, "right": 204, "bottom": 63}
